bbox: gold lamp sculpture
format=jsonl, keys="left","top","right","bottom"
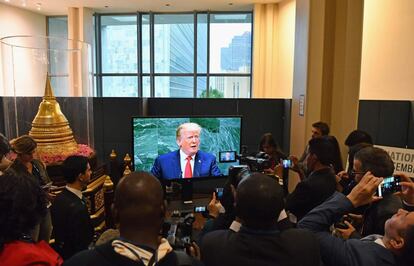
{"left": 29, "top": 75, "right": 93, "bottom": 164}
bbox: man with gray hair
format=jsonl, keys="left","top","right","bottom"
{"left": 151, "top": 122, "right": 221, "bottom": 180}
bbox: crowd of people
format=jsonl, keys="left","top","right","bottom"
{"left": 0, "top": 123, "right": 413, "bottom": 266}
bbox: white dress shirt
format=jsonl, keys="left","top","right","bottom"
{"left": 179, "top": 149, "right": 195, "bottom": 178}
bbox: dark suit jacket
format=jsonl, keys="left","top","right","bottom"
{"left": 361, "top": 194, "right": 402, "bottom": 236}
{"left": 201, "top": 227, "right": 320, "bottom": 266}
{"left": 286, "top": 167, "right": 336, "bottom": 221}
{"left": 151, "top": 150, "right": 222, "bottom": 180}
{"left": 51, "top": 188, "right": 94, "bottom": 260}
{"left": 298, "top": 192, "right": 397, "bottom": 266}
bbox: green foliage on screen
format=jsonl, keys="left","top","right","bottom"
{"left": 133, "top": 117, "right": 241, "bottom": 175}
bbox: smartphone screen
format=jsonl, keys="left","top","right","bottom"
{"left": 282, "top": 159, "right": 291, "bottom": 168}
{"left": 194, "top": 206, "right": 207, "bottom": 213}
{"left": 215, "top": 187, "right": 224, "bottom": 200}
{"left": 377, "top": 176, "right": 401, "bottom": 197}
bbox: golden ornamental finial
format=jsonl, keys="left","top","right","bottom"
{"left": 123, "top": 165, "right": 132, "bottom": 177}
{"left": 103, "top": 175, "right": 114, "bottom": 191}
{"left": 124, "top": 153, "right": 131, "bottom": 164}
{"left": 44, "top": 74, "right": 55, "bottom": 100}
{"left": 110, "top": 149, "right": 117, "bottom": 159}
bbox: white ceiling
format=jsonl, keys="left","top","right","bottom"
{"left": 3, "top": 0, "right": 281, "bottom": 16}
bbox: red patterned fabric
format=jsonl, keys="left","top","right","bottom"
{"left": 0, "top": 240, "right": 63, "bottom": 266}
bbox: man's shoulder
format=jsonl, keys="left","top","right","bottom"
{"left": 196, "top": 150, "right": 216, "bottom": 160}
{"left": 157, "top": 150, "right": 179, "bottom": 160}
{"left": 202, "top": 229, "right": 234, "bottom": 246}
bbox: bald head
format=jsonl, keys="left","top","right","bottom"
{"left": 114, "top": 171, "right": 164, "bottom": 229}
{"left": 236, "top": 173, "right": 284, "bottom": 229}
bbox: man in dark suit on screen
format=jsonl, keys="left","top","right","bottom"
{"left": 51, "top": 155, "right": 94, "bottom": 259}
{"left": 151, "top": 122, "right": 222, "bottom": 180}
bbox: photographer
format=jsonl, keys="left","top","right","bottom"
{"left": 285, "top": 136, "right": 337, "bottom": 221}
{"left": 65, "top": 171, "right": 202, "bottom": 266}
{"left": 201, "top": 173, "right": 320, "bottom": 266}
{"left": 298, "top": 172, "right": 414, "bottom": 266}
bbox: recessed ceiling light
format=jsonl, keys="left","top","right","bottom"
{"left": 36, "top": 3, "right": 41, "bottom": 10}
{"left": 5, "top": 0, "right": 11, "bottom": 2}
{"left": 21, "top": 0, "right": 27, "bottom": 6}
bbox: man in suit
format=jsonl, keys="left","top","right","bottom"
{"left": 201, "top": 173, "right": 320, "bottom": 266}
{"left": 286, "top": 136, "right": 337, "bottom": 221}
{"left": 65, "top": 171, "right": 202, "bottom": 266}
{"left": 151, "top": 122, "right": 222, "bottom": 180}
{"left": 51, "top": 155, "right": 94, "bottom": 259}
{"left": 298, "top": 172, "right": 414, "bottom": 266}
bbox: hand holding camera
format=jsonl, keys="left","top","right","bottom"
{"left": 334, "top": 215, "right": 356, "bottom": 240}
{"left": 347, "top": 171, "right": 383, "bottom": 208}
{"left": 394, "top": 173, "right": 414, "bottom": 205}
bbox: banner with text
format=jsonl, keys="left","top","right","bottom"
{"left": 376, "top": 145, "right": 414, "bottom": 177}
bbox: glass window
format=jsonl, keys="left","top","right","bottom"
{"left": 101, "top": 15, "right": 137, "bottom": 73}
{"left": 154, "top": 14, "right": 194, "bottom": 73}
{"left": 197, "top": 14, "right": 207, "bottom": 73}
{"left": 210, "top": 14, "right": 252, "bottom": 74}
{"left": 154, "top": 76, "right": 193, "bottom": 97}
{"left": 95, "top": 12, "right": 252, "bottom": 98}
{"left": 142, "top": 76, "right": 151, "bottom": 97}
{"left": 197, "top": 76, "right": 207, "bottom": 97}
{"left": 47, "top": 17, "right": 69, "bottom": 96}
{"left": 102, "top": 76, "right": 138, "bottom": 97}
{"left": 209, "top": 76, "right": 250, "bottom": 98}
{"left": 142, "top": 15, "right": 150, "bottom": 74}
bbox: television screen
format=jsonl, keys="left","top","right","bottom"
{"left": 132, "top": 116, "right": 242, "bottom": 176}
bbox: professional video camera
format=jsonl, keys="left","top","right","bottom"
{"left": 163, "top": 211, "right": 195, "bottom": 250}
{"left": 238, "top": 151, "right": 271, "bottom": 172}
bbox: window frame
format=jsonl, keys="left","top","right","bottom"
{"left": 94, "top": 11, "right": 253, "bottom": 98}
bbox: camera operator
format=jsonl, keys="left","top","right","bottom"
{"left": 258, "top": 133, "right": 286, "bottom": 174}
{"left": 65, "top": 171, "right": 202, "bottom": 266}
{"left": 298, "top": 172, "right": 414, "bottom": 266}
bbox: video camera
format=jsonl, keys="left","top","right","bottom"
{"left": 238, "top": 151, "right": 271, "bottom": 173}
{"left": 163, "top": 210, "right": 195, "bottom": 250}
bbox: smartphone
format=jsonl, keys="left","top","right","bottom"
{"left": 194, "top": 206, "right": 207, "bottom": 213}
{"left": 377, "top": 176, "right": 401, "bottom": 197}
{"left": 282, "top": 159, "right": 291, "bottom": 168}
{"left": 215, "top": 187, "right": 224, "bottom": 200}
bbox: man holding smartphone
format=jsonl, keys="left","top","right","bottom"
{"left": 299, "top": 172, "right": 414, "bottom": 266}
{"left": 345, "top": 146, "right": 403, "bottom": 238}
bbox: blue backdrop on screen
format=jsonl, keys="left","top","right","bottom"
{"left": 133, "top": 117, "right": 241, "bottom": 175}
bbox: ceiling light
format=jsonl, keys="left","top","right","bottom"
{"left": 5, "top": 0, "right": 11, "bottom": 2}
{"left": 36, "top": 2, "right": 41, "bottom": 10}
{"left": 22, "top": 0, "right": 27, "bottom": 6}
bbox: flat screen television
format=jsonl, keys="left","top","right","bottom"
{"left": 132, "top": 116, "right": 242, "bottom": 177}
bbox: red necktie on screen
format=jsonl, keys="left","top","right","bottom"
{"left": 184, "top": 156, "right": 193, "bottom": 178}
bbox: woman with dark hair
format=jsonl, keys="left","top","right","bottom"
{"left": 0, "top": 171, "right": 62, "bottom": 265}
{"left": 8, "top": 135, "right": 53, "bottom": 242}
{"left": 258, "top": 133, "right": 286, "bottom": 171}
{"left": 325, "top": 135, "right": 344, "bottom": 174}
{"left": 0, "top": 133, "right": 11, "bottom": 173}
